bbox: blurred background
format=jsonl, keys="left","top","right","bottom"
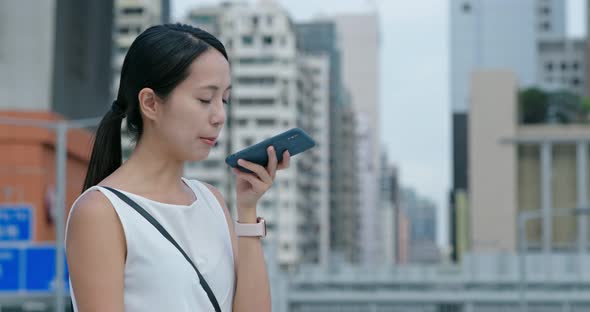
{"left": 0, "top": 0, "right": 589, "bottom": 311}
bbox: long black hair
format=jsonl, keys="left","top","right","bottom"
{"left": 82, "top": 24, "right": 228, "bottom": 191}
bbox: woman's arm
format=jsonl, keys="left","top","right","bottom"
{"left": 66, "top": 191, "right": 126, "bottom": 312}
{"left": 205, "top": 184, "right": 271, "bottom": 312}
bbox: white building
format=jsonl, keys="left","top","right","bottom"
{"left": 537, "top": 38, "right": 587, "bottom": 95}
{"left": 187, "top": 2, "right": 312, "bottom": 268}
{"left": 296, "top": 54, "right": 331, "bottom": 267}
{"left": 535, "top": 0, "right": 567, "bottom": 40}
{"left": 355, "top": 112, "right": 381, "bottom": 266}
{"left": 333, "top": 13, "right": 382, "bottom": 266}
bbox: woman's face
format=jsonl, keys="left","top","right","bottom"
{"left": 148, "top": 48, "right": 231, "bottom": 162}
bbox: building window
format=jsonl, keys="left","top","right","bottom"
{"left": 540, "top": 6, "right": 550, "bottom": 15}
{"left": 280, "top": 36, "right": 287, "bottom": 46}
{"left": 119, "top": 27, "right": 130, "bottom": 34}
{"left": 257, "top": 118, "right": 276, "bottom": 126}
{"left": 239, "top": 56, "right": 275, "bottom": 65}
{"left": 462, "top": 2, "right": 471, "bottom": 13}
{"left": 545, "top": 61, "right": 553, "bottom": 71}
{"left": 242, "top": 35, "right": 254, "bottom": 46}
{"left": 267, "top": 15, "right": 274, "bottom": 25}
{"left": 236, "top": 77, "right": 276, "bottom": 85}
{"left": 572, "top": 78, "right": 581, "bottom": 86}
{"left": 244, "top": 138, "right": 254, "bottom": 146}
{"left": 239, "top": 98, "right": 275, "bottom": 106}
{"left": 263, "top": 36, "right": 274, "bottom": 46}
{"left": 541, "top": 22, "right": 551, "bottom": 31}
{"left": 235, "top": 118, "right": 248, "bottom": 126}
{"left": 252, "top": 16, "right": 259, "bottom": 27}
{"left": 572, "top": 62, "right": 579, "bottom": 70}
{"left": 283, "top": 120, "right": 289, "bottom": 127}
{"left": 122, "top": 7, "right": 144, "bottom": 15}
{"left": 561, "top": 62, "right": 567, "bottom": 71}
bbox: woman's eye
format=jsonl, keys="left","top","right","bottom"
{"left": 199, "top": 99, "right": 212, "bottom": 104}
{"left": 222, "top": 99, "right": 229, "bottom": 105}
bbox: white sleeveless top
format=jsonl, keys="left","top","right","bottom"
{"left": 66, "top": 178, "right": 235, "bottom": 312}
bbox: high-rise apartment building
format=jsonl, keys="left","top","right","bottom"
{"left": 295, "top": 21, "right": 359, "bottom": 264}
{"left": 187, "top": 1, "right": 317, "bottom": 268}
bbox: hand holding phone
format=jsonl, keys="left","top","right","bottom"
{"left": 225, "top": 128, "right": 316, "bottom": 173}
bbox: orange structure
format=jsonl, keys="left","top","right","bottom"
{"left": 0, "top": 111, "right": 94, "bottom": 242}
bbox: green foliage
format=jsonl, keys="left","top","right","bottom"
{"left": 518, "top": 88, "right": 588, "bottom": 125}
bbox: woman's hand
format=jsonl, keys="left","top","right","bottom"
{"left": 232, "top": 146, "right": 290, "bottom": 221}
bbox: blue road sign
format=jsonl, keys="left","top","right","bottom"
{"left": 0, "top": 245, "right": 68, "bottom": 293}
{"left": 0, "top": 248, "right": 20, "bottom": 291}
{"left": 0, "top": 205, "right": 32, "bottom": 241}
{"left": 25, "top": 246, "right": 69, "bottom": 292}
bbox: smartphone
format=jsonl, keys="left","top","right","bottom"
{"left": 225, "top": 128, "right": 316, "bottom": 173}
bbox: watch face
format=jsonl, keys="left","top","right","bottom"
{"left": 257, "top": 217, "right": 267, "bottom": 237}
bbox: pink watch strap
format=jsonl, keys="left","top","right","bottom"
{"left": 235, "top": 217, "right": 266, "bottom": 237}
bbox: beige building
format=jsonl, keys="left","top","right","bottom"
{"left": 468, "top": 70, "right": 590, "bottom": 254}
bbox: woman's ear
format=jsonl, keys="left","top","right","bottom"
{"left": 138, "top": 88, "right": 161, "bottom": 122}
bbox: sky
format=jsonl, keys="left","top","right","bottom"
{"left": 172, "top": 0, "right": 587, "bottom": 247}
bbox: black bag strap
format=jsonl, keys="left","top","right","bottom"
{"left": 102, "top": 186, "right": 222, "bottom": 312}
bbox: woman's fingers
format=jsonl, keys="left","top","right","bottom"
{"left": 237, "top": 159, "right": 272, "bottom": 185}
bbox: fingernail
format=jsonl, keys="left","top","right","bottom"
{"left": 268, "top": 146, "right": 274, "bottom": 151}
{"left": 238, "top": 159, "right": 244, "bottom": 165}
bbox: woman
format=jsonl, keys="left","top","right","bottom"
{"left": 65, "top": 24, "right": 289, "bottom": 312}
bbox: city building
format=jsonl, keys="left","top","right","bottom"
{"left": 355, "top": 112, "right": 380, "bottom": 266}
{"left": 329, "top": 102, "right": 360, "bottom": 264}
{"left": 535, "top": 0, "right": 567, "bottom": 40}
{"left": 396, "top": 205, "right": 410, "bottom": 264}
{"left": 380, "top": 155, "right": 399, "bottom": 266}
{"left": 537, "top": 38, "right": 587, "bottom": 96}
{"left": 401, "top": 188, "right": 440, "bottom": 263}
{"left": 449, "top": 0, "right": 570, "bottom": 260}
{"left": 0, "top": 0, "right": 114, "bottom": 120}
{"left": 333, "top": 13, "right": 381, "bottom": 265}
{"left": 295, "top": 20, "right": 360, "bottom": 265}
{"left": 469, "top": 70, "right": 590, "bottom": 253}
{"left": 187, "top": 1, "right": 306, "bottom": 268}
{"left": 296, "top": 54, "right": 331, "bottom": 266}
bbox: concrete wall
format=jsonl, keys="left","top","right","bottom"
{"left": 0, "top": 0, "right": 57, "bottom": 111}
{"left": 469, "top": 71, "right": 518, "bottom": 252}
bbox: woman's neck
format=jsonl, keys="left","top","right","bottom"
{"left": 117, "top": 136, "right": 186, "bottom": 194}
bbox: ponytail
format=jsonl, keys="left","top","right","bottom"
{"left": 82, "top": 101, "right": 126, "bottom": 191}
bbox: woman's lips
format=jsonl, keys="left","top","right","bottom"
{"left": 200, "top": 137, "right": 217, "bottom": 146}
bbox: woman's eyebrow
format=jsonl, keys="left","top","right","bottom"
{"left": 198, "top": 85, "right": 232, "bottom": 91}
